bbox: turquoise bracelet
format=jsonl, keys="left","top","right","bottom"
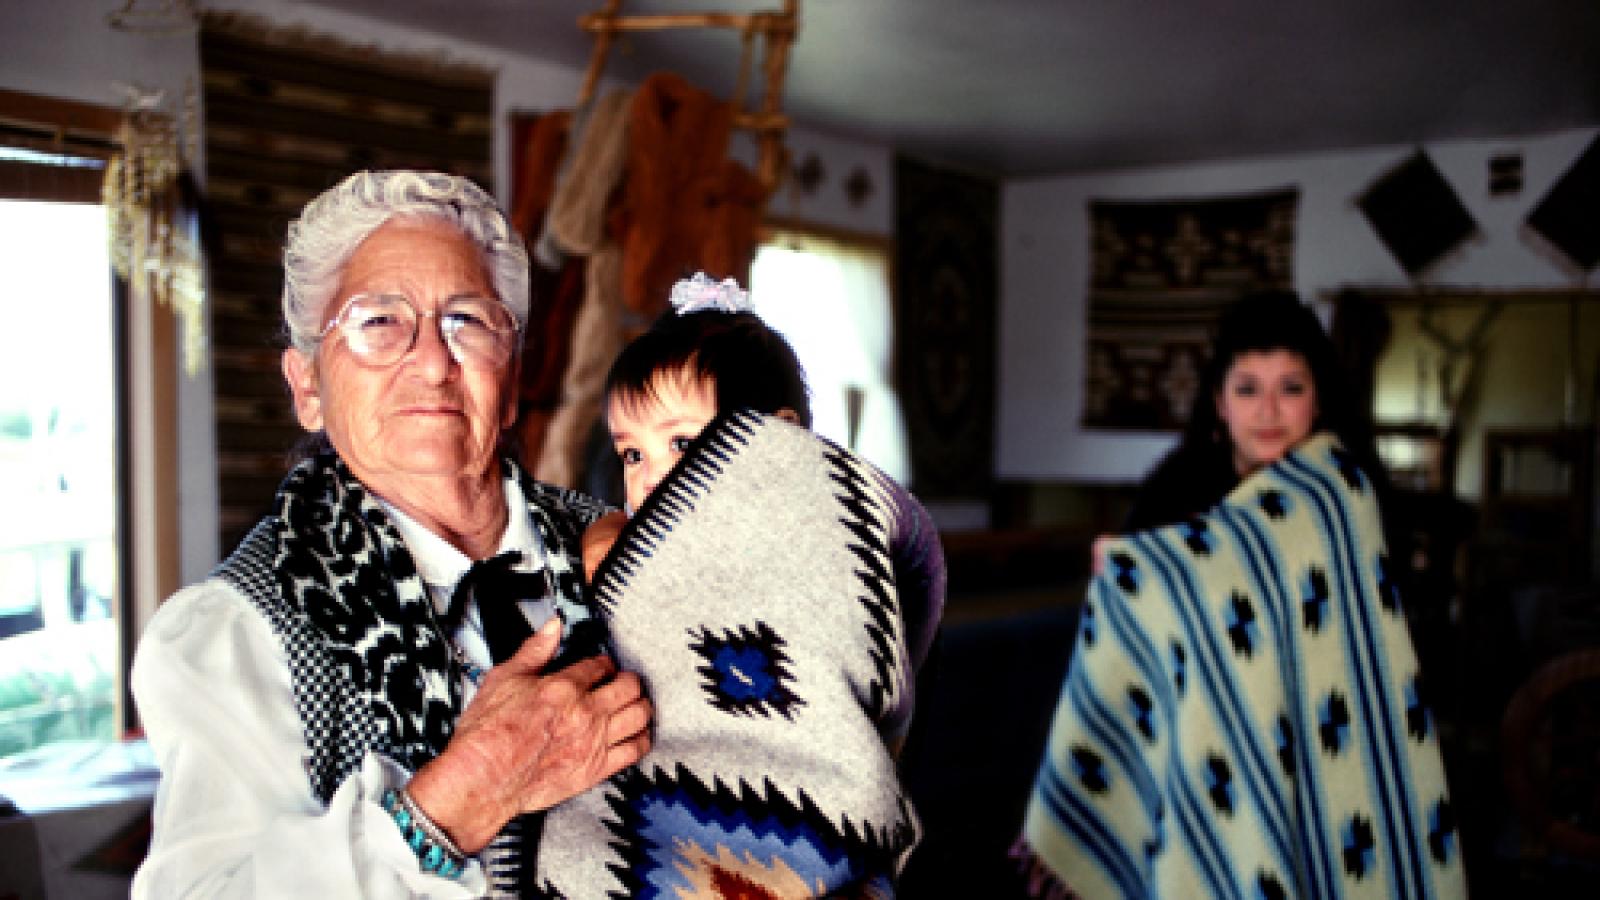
{"left": 381, "top": 787, "right": 466, "bottom": 880}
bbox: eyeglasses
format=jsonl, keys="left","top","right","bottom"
{"left": 318, "top": 293, "right": 518, "bottom": 368}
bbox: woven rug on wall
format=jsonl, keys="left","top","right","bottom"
{"left": 1083, "top": 188, "right": 1298, "bottom": 430}
{"left": 894, "top": 156, "right": 998, "bottom": 503}
{"left": 199, "top": 12, "right": 492, "bottom": 554}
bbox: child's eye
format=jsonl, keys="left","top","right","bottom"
{"left": 617, "top": 447, "right": 642, "bottom": 466}
{"left": 669, "top": 436, "right": 695, "bottom": 453}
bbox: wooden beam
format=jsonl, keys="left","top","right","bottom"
{"left": 0, "top": 87, "right": 124, "bottom": 138}
{"left": 579, "top": 11, "right": 796, "bottom": 35}
{"left": 1330, "top": 286, "right": 1600, "bottom": 308}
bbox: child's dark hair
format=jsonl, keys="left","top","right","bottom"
{"left": 604, "top": 309, "right": 812, "bottom": 427}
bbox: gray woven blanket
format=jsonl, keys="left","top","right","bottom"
{"left": 536, "top": 410, "right": 934, "bottom": 898}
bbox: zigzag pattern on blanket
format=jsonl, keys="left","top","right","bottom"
{"left": 540, "top": 410, "right": 918, "bottom": 897}
{"left": 1015, "top": 433, "right": 1466, "bottom": 899}
{"left": 590, "top": 410, "right": 763, "bottom": 595}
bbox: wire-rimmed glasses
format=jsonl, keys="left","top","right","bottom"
{"left": 317, "top": 293, "right": 518, "bottom": 368}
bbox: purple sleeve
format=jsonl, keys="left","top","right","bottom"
{"left": 880, "top": 474, "right": 947, "bottom": 675}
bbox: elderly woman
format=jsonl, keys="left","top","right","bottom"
{"left": 132, "top": 171, "right": 651, "bottom": 897}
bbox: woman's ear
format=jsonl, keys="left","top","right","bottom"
{"left": 774, "top": 407, "right": 800, "bottom": 425}
{"left": 282, "top": 348, "right": 324, "bottom": 432}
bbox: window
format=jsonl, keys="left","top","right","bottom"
{"left": 750, "top": 226, "right": 910, "bottom": 483}
{"left": 0, "top": 200, "right": 120, "bottom": 757}
{"left": 0, "top": 90, "right": 132, "bottom": 760}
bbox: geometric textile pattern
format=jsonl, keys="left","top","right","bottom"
{"left": 1014, "top": 433, "right": 1466, "bottom": 899}
{"left": 689, "top": 620, "right": 805, "bottom": 720}
{"left": 1083, "top": 189, "right": 1298, "bottom": 430}
{"left": 894, "top": 155, "right": 999, "bottom": 501}
{"left": 551, "top": 763, "right": 902, "bottom": 899}
{"left": 1357, "top": 149, "right": 1477, "bottom": 280}
{"left": 200, "top": 13, "right": 493, "bottom": 554}
{"left": 537, "top": 411, "right": 942, "bottom": 895}
{"left": 1526, "top": 133, "right": 1600, "bottom": 273}
{"left": 215, "top": 452, "right": 607, "bottom": 897}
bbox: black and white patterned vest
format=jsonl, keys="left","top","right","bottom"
{"left": 536, "top": 411, "right": 929, "bottom": 897}
{"left": 214, "top": 451, "right": 607, "bottom": 895}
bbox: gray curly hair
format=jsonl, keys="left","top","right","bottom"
{"left": 281, "top": 170, "right": 529, "bottom": 354}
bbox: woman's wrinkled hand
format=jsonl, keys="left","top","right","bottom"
{"left": 405, "top": 618, "right": 652, "bottom": 853}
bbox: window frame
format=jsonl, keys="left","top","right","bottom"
{"left": 0, "top": 87, "right": 181, "bottom": 738}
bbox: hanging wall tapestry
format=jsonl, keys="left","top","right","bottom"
{"left": 895, "top": 155, "right": 998, "bottom": 501}
{"left": 1083, "top": 188, "right": 1298, "bottom": 430}
{"left": 199, "top": 12, "right": 492, "bottom": 553}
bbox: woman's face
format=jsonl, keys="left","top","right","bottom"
{"left": 1215, "top": 349, "right": 1318, "bottom": 476}
{"left": 281, "top": 218, "right": 519, "bottom": 495}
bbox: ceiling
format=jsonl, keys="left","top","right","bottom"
{"left": 305, "top": 0, "right": 1600, "bottom": 178}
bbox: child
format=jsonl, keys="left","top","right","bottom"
{"left": 580, "top": 272, "right": 812, "bottom": 578}
{"left": 536, "top": 273, "right": 946, "bottom": 898}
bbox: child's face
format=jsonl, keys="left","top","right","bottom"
{"left": 607, "top": 371, "right": 719, "bottom": 512}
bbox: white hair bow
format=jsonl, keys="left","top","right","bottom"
{"left": 668, "top": 272, "right": 753, "bottom": 315}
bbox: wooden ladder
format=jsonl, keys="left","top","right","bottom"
{"left": 574, "top": 0, "right": 799, "bottom": 195}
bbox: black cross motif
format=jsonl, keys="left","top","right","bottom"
{"left": 1330, "top": 445, "right": 1367, "bottom": 492}
{"left": 1376, "top": 553, "right": 1402, "bottom": 613}
{"left": 1320, "top": 691, "right": 1350, "bottom": 755}
{"left": 1071, "top": 745, "right": 1109, "bottom": 793}
{"left": 1080, "top": 600, "right": 1097, "bottom": 647}
{"left": 1170, "top": 641, "right": 1187, "bottom": 696}
{"left": 1181, "top": 518, "right": 1212, "bottom": 556}
{"left": 1428, "top": 798, "right": 1456, "bottom": 864}
{"left": 1128, "top": 686, "right": 1155, "bottom": 741}
{"left": 1275, "top": 714, "right": 1296, "bottom": 776}
{"left": 1256, "top": 871, "right": 1288, "bottom": 900}
{"left": 1342, "top": 814, "right": 1376, "bottom": 878}
{"left": 1227, "top": 592, "right": 1258, "bottom": 657}
{"left": 1257, "top": 489, "right": 1288, "bottom": 519}
{"left": 1302, "top": 567, "right": 1329, "bottom": 632}
{"left": 1204, "top": 754, "right": 1234, "bottom": 815}
{"left": 1110, "top": 551, "right": 1139, "bottom": 594}
{"left": 1143, "top": 835, "right": 1163, "bottom": 863}
{"left": 1406, "top": 674, "right": 1431, "bottom": 742}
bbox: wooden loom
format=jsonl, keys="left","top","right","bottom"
{"left": 574, "top": 0, "right": 799, "bottom": 195}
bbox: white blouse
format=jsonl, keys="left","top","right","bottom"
{"left": 132, "top": 478, "right": 556, "bottom": 899}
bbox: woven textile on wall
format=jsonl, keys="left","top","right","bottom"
{"left": 1014, "top": 434, "right": 1465, "bottom": 899}
{"left": 199, "top": 13, "right": 492, "bottom": 554}
{"left": 1084, "top": 189, "right": 1297, "bottom": 430}
{"left": 894, "top": 156, "right": 998, "bottom": 501}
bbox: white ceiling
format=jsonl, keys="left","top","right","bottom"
{"left": 306, "top": 0, "right": 1600, "bottom": 178}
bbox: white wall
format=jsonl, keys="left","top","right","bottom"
{"left": 757, "top": 126, "right": 895, "bottom": 237}
{"left": 998, "top": 126, "right": 1600, "bottom": 484}
{"left": 1, "top": 0, "right": 893, "bottom": 584}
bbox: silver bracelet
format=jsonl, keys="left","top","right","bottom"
{"left": 397, "top": 785, "right": 467, "bottom": 861}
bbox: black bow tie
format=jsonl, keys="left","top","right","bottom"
{"left": 440, "top": 550, "right": 555, "bottom": 663}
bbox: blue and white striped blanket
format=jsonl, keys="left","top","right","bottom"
{"left": 1015, "top": 434, "right": 1465, "bottom": 899}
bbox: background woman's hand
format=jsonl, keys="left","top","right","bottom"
{"left": 405, "top": 619, "right": 652, "bottom": 853}
{"left": 1091, "top": 534, "right": 1114, "bottom": 576}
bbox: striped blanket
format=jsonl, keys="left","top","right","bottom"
{"left": 1015, "top": 434, "right": 1465, "bottom": 899}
